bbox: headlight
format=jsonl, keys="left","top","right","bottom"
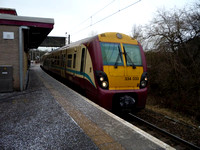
{"left": 140, "top": 72, "right": 148, "bottom": 89}
{"left": 100, "top": 77, "right": 104, "bottom": 81}
{"left": 102, "top": 81, "right": 108, "bottom": 88}
{"left": 140, "top": 80, "right": 147, "bottom": 88}
{"left": 95, "top": 71, "right": 109, "bottom": 89}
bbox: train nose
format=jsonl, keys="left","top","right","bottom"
{"left": 119, "top": 95, "right": 136, "bottom": 110}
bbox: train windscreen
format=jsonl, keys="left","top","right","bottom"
{"left": 100, "top": 42, "right": 124, "bottom": 66}
{"left": 100, "top": 42, "right": 142, "bottom": 66}
{"left": 123, "top": 44, "right": 142, "bottom": 66}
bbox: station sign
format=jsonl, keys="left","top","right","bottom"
{"left": 3, "top": 32, "right": 14, "bottom": 40}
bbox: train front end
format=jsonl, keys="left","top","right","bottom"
{"left": 95, "top": 32, "right": 148, "bottom": 112}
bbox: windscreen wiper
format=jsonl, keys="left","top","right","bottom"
{"left": 123, "top": 46, "right": 136, "bottom": 69}
{"left": 114, "top": 46, "right": 122, "bottom": 68}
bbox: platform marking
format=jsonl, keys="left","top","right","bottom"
{"left": 37, "top": 69, "right": 125, "bottom": 150}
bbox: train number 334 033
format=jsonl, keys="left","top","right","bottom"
{"left": 125, "top": 77, "right": 139, "bottom": 80}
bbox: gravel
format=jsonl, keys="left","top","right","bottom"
{"left": 0, "top": 67, "right": 98, "bottom": 150}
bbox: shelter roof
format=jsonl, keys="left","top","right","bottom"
{"left": 0, "top": 9, "right": 54, "bottom": 48}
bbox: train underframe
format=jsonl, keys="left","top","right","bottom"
{"left": 87, "top": 86, "right": 148, "bottom": 113}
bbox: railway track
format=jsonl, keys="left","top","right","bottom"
{"left": 127, "top": 113, "right": 200, "bottom": 150}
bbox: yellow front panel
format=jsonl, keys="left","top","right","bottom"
{"left": 103, "top": 66, "right": 143, "bottom": 90}
{"left": 98, "top": 32, "right": 138, "bottom": 45}
{"left": 99, "top": 32, "right": 144, "bottom": 90}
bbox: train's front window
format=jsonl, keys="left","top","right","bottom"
{"left": 123, "top": 44, "right": 142, "bottom": 66}
{"left": 100, "top": 42, "right": 124, "bottom": 66}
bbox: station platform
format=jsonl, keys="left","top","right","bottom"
{"left": 0, "top": 64, "right": 174, "bottom": 150}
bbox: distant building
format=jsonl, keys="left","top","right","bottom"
{"left": 0, "top": 8, "right": 54, "bottom": 92}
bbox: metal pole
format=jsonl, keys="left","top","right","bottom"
{"left": 68, "top": 34, "right": 70, "bottom": 44}
{"left": 19, "top": 26, "right": 29, "bottom": 91}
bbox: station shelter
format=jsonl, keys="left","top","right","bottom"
{"left": 0, "top": 8, "right": 54, "bottom": 92}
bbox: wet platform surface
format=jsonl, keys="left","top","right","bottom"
{"left": 0, "top": 64, "right": 174, "bottom": 150}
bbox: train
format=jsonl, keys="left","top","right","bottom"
{"left": 40, "top": 32, "right": 148, "bottom": 113}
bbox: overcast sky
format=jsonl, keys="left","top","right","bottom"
{"left": 0, "top": 0, "right": 197, "bottom": 42}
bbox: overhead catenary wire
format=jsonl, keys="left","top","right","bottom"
{"left": 72, "top": 0, "right": 141, "bottom": 35}
{"left": 93, "top": 0, "right": 141, "bottom": 26}
{"left": 79, "top": 0, "right": 116, "bottom": 26}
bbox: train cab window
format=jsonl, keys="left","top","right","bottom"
{"left": 67, "top": 54, "right": 72, "bottom": 68}
{"left": 73, "top": 54, "right": 76, "bottom": 68}
{"left": 100, "top": 42, "right": 124, "bottom": 66}
{"left": 123, "top": 44, "right": 142, "bottom": 66}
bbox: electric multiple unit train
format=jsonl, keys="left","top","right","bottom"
{"left": 41, "top": 32, "right": 148, "bottom": 112}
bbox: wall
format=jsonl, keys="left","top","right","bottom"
{"left": 0, "top": 25, "right": 20, "bottom": 90}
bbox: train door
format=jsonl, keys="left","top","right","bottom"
{"left": 61, "top": 50, "right": 66, "bottom": 78}
{"left": 80, "top": 48, "right": 86, "bottom": 74}
{"left": 80, "top": 47, "right": 86, "bottom": 89}
{"left": 80, "top": 45, "right": 97, "bottom": 99}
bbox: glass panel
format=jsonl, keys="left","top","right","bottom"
{"left": 73, "top": 54, "right": 76, "bottom": 68}
{"left": 67, "top": 60, "right": 72, "bottom": 68}
{"left": 123, "top": 44, "right": 142, "bottom": 66}
{"left": 100, "top": 42, "right": 123, "bottom": 66}
{"left": 80, "top": 48, "right": 85, "bottom": 72}
{"left": 67, "top": 54, "right": 72, "bottom": 68}
{"left": 68, "top": 54, "right": 72, "bottom": 59}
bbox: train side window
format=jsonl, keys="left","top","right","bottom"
{"left": 68, "top": 54, "right": 72, "bottom": 59}
{"left": 61, "top": 54, "right": 64, "bottom": 67}
{"left": 52, "top": 56, "right": 54, "bottom": 65}
{"left": 67, "top": 54, "right": 72, "bottom": 68}
{"left": 63, "top": 54, "right": 66, "bottom": 67}
{"left": 55, "top": 56, "right": 57, "bottom": 65}
{"left": 57, "top": 56, "right": 59, "bottom": 65}
{"left": 73, "top": 54, "right": 76, "bottom": 68}
{"left": 80, "top": 48, "right": 85, "bottom": 73}
{"left": 61, "top": 55, "right": 63, "bottom": 66}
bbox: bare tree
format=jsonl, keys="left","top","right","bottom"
{"left": 143, "top": 3, "right": 200, "bottom": 118}
{"left": 131, "top": 24, "right": 150, "bottom": 50}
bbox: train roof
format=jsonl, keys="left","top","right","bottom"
{"left": 60, "top": 36, "right": 96, "bottom": 50}
{"left": 50, "top": 32, "right": 138, "bottom": 53}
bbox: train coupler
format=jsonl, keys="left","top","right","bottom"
{"left": 119, "top": 95, "right": 136, "bottom": 110}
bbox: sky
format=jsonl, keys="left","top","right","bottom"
{"left": 0, "top": 0, "right": 197, "bottom": 43}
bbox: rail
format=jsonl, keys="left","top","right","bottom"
{"left": 129, "top": 113, "right": 200, "bottom": 150}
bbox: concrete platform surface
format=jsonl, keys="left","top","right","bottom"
{"left": 0, "top": 64, "right": 174, "bottom": 150}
